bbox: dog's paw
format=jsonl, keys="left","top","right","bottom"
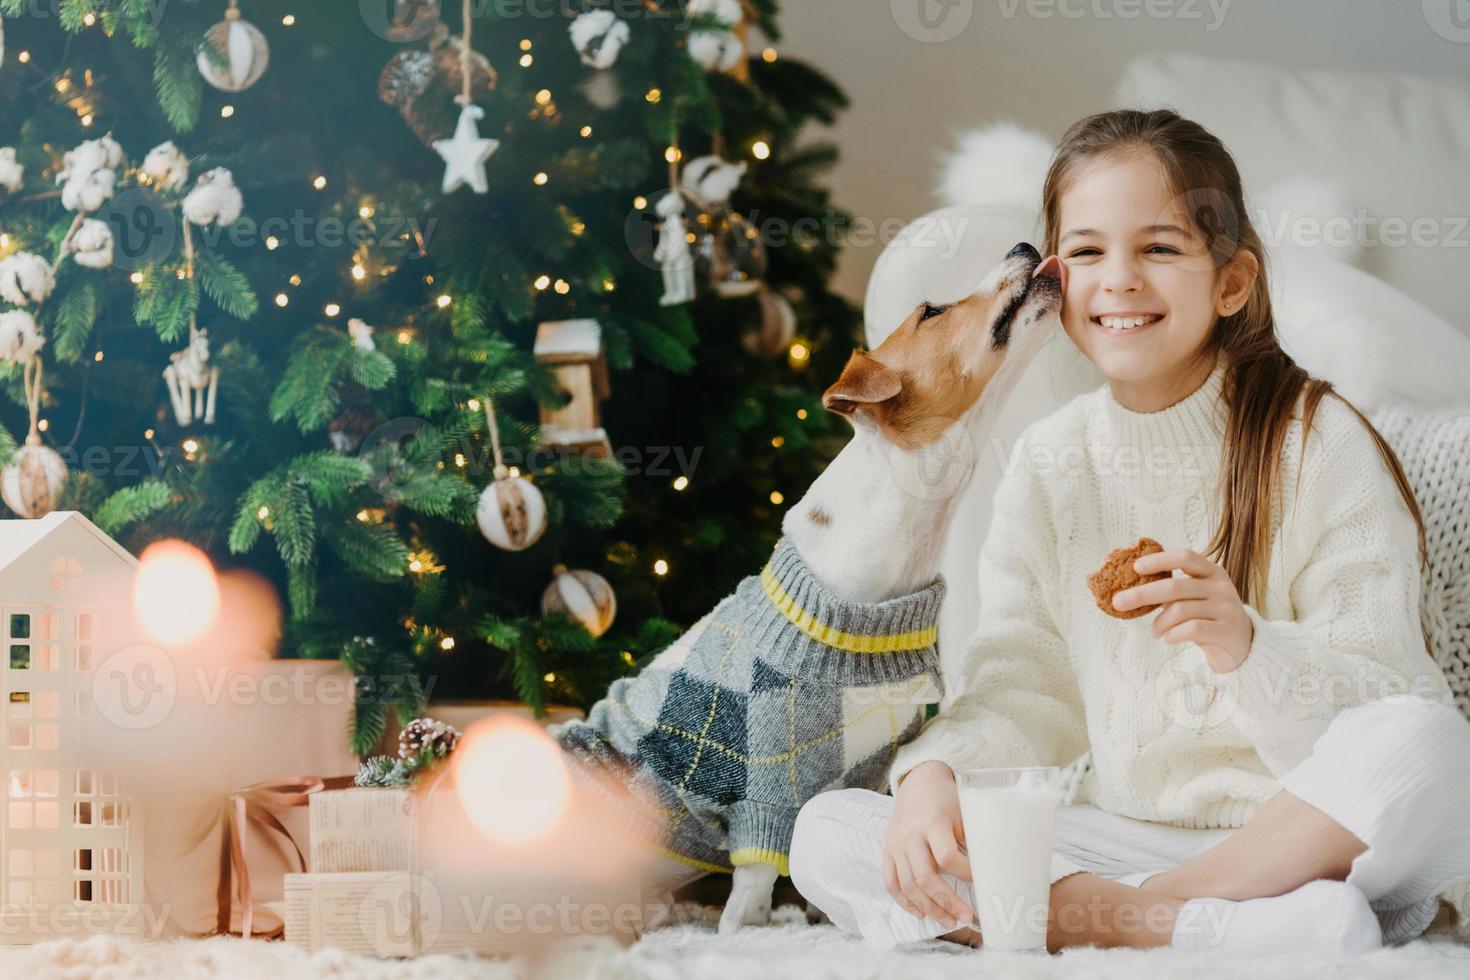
{"left": 717, "top": 863, "right": 779, "bottom": 934}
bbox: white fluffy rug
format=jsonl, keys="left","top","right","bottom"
{"left": 4, "top": 903, "right": 1468, "bottom": 979}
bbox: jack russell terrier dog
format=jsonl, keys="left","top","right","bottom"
{"left": 550, "top": 243, "right": 1065, "bottom": 934}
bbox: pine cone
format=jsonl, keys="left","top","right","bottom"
{"left": 398, "top": 717, "right": 462, "bottom": 760}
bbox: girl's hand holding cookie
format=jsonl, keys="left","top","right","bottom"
{"left": 1112, "top": 548, "right": 1254, "bottom": 672}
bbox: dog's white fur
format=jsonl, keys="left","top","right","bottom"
{"left": 714, "top": 249, "right": 1062, "bottom": 933}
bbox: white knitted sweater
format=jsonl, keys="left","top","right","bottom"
{"left": 889, "top": 360, "right": 1454, "bottom": 828}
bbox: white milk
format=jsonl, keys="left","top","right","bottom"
{"left": 958, "top": 781, "right": 1058, "bottom": 951}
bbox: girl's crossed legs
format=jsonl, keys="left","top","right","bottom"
{"left": 790, "top": 697, "right": 1470, "bottom": 952}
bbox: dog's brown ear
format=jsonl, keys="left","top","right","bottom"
{"left": 822, "top": 350, "right": 901, "bottom": 417}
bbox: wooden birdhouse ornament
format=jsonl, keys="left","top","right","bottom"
{"left": 0, "top": 511, "right": 147, "bottom": 942}
{"left": 533, "top": 319, "right": 612, "bottom": 459}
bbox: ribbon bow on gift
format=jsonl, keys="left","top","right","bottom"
{"left": 219, "top": 775, "right": 355, "bottom": 938}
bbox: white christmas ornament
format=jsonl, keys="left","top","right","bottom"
{"left": 197, "top": 1, "right": 270, "bottom": 92}
{"left": 67, "top": 219, "right": 115, "bottom": 270}
{"left": 655, "top": 193, "right": 697, "bottom": 307}
{"left": 0, "top": 146, "right": 22, "bottom": 198}
{"left": 0, "top": 439, "right": 68, "bottom": 519}
{"left": 348, "top": 318, "right": 376, "bottom": 351}
{"left": 0, "top": 310, "right": 43, "bottom": 365}
{"left": 476, "top": 475, "right": 547, "bottom": 551}
{"left": 0, "top": 253, "right": 56, "bottom": 306}
{"left": 542, "top": 565, "right": 617, "bottom": 637}
{"left": 433, "top": 104, "right": 499, "bottom": 195}
{"left": 164, "top": 331, "right": 220, "bottom": 426}
{"left": 681, "top": 155, "right": 746, "bottom": 207}
{"left": 141, "top": 141, "right": 191, "bottom": 192}
{"left": 569, "top": 10, "right": 629, "bottom": 70}
{"left": 183, "top": 167, "right": 244, "bottom": 227}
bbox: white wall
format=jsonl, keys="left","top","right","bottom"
{"left": 773, "top": 0, "right": 1470, "bottom": 302}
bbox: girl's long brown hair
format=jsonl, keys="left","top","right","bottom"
{"left": 1040, "top": 109, "right": 1427, "bottom": 610}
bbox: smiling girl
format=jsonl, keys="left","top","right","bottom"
{"left": 787, "top": 109, "right": 1470, "bottom": 954}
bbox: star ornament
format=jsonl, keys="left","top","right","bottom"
{"left": 434, "top": 104, "right": 500, "bottom": 195}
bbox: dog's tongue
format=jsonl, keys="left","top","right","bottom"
{"left": 1033, "top": 254, "right": 1066, "bottom": 292}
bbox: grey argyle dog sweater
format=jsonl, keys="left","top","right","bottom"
{"left": 551, "top": 537, "right": 945, "bottom": 878}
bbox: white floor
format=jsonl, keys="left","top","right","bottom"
{"left": 3, "top": 902, "right": 1468, "bottom": 979}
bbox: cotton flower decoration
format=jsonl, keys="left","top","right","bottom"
{"left": 141, "top": 141, "right": 191, "bottom": 193}
{"left": 0, "top": 147, "right": 23, "bottom": 198}
{"left": 0, "top": 310, "right": 45, "bottom": 366}
{"left": 67, "top": 219, "right": 114, "bottom": 270}
{"left": 182, "top": 167, "right": 244, "bottom": 227}
{"left": 569, "top": 10, "right": 630, "bottom": 70}
{"left": 348, "top": 318, "right": 376, "bottom": 351}
{"left": 56, "top": 135, "right": 123, "bottom": 213}
{"left": 0, "top": 252, "right": 57, "bottom": 306}
{"left": 686, "top": 0, "right": 745, "bottom": 72}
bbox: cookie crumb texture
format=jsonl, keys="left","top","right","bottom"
{"left": 1088, "top": 537, "right": 1168, "bottom": 620}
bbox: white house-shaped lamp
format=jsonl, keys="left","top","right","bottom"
{"left": 533, "top": 319, "right": 613, "bottom": 459}
{"left": 0, "top": 512, "right": 145, "bottom": 943}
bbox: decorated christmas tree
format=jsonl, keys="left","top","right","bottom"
{"left": 0, "top": 0, "right": 859, "bottom": 752}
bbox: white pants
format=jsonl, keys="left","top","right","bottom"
{"left": 789, "top": 698, "right": 1470, "bottom": 949}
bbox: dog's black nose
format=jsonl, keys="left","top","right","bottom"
{"left": 1008, "top": 242, "right": 1040, "bottom": 260}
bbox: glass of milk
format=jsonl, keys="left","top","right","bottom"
{"left": 955, "top": 766, "right": 1063, "bottom": 951}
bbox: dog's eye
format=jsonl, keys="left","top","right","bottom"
{"left": 918, "top": 302, "right": 947, "bottom": 323}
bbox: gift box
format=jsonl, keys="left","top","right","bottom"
{"left": 309, "top": 787, "right": 418, "bottom": 874}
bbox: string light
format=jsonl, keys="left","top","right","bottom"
{"left": 93, "top": 351, "right": 104, "bottom": 362}
{"left": 436, "top": 294, "right": 452, "bottom": 308}
{"left": 519, "top": 53, "right": 533, "bottom": 67}
{"left": 324, "top": 303, "right": 341, "bottom": 317}
{"left": 82, "top": 12, "right": 96, "bottom": 26}
{"left": 653, "top": 559, "right": 669, "bottom": 577}
{"left": 771, "top": 436, "right": 784, "bottom": 448}
{"left": 257, "top": 506, "right": 270, "bottom": 520}
{"left": 645, "top": 88, "right": 662, "bottom": 104}
{"left": 312, "top": 176, "right": 327, "bottom": 190}
{"left": 357, "top": 510, "right": 370, "bottom": 522}
{"left": 752, "top": 141, "right": 771, "bottom": 160}
{"left": 17, "top": 52, "right": 30, "bottom": 64}
{"left": 397, "top": 329, "right": 412, "bottom": 344}
{"left": 789, "top": 342, "right": 811, "bottom": 367}
{"left": 570, "top": 221, "right": 585, "bottom": 236}
{"left": 796, "top": 408, "right": 808, "bottom": 420}
{"left": 672, "top": 476, "right": 689, "bottom": 491}
{"left": 454, "top": 453, "right": 467, "bottom": 468}
{"left": 275, "top": 293, "right": 289, "bottom": 307}
{"left": 220, "top": 105, "right": 235, "bottom": 118}
{"left": 80, "top": 114, "right": 94, "bottom": 128}
{"left": 36, "top": 419, "right": 48, "bottom": 432}
{"left": 0, "top": 234, "right": 8, "bottom": 248}
{"left": 56, "top": 78, "right": 70, "bottom": 93}
{"left": 351, "top": 263, "right": 366, "bottom": 280}
{"left": 129, "top": 271, "right": 143, "bottom": 284}
{"left": 543, "top": 672, "right": 556, "bottom": 683}
{"left": 533, "top": 172, "right": 549, "bottom": 186}
{"left": 289, "top": 274, "right": 302, "bottom": 286}
{"left": 664, "top": 146, "right": 681, "bottom": 164}
{"left": 182, "top": 438, "right": 200, "bottom": 454}
{"left": 282, "top": 14, "right": 296, "bottom": 26}
{"left": 762, "top": 47, "right": 778, "bottom": 63}
{"left": 144, "top": 428, "right": 155, "bottom": 440}
{"left": 553, "top": 279, "right": 570, "bottom": 295}
{"left": 519, "top": 39, "right": 532, "bottom": 51}
{"left": 440, "top": 637, "right": 456, "bottom": 651}
{"left": 633, "top": 195, "right": 648, "bottom": 210}
{"left": 409, "top": 558, "right": 423, "bottom": 573}
{"left": 266, "top": 236, "right": 281, "bottom": 250}
{"left": 535, "top": 89, "right": 552, "bottom": 106}
{"left": 601, "top": 277, "right": 616, "bottom": 292}
{"left": 770, "top": 491, "right": 784, "bottom": 505}
{"left": 533, "top": 274, "right": 551, "bottom": 291}
{"left": 580, "top": 125, "right": 593, "bottom": 138}
{"left": 359, "top": 205, "right": 374, "bottom": 219}
{"left": 467, "top": 398, "right": 481, "bottom": 411}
